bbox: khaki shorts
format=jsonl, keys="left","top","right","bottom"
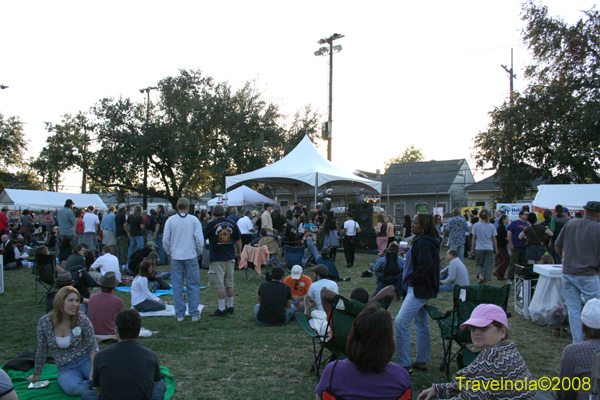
{"left": 208, "top": 260, "right": 235, "bottom": 289}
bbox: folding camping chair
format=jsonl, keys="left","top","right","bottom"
{"left": 239, "top": 245, "right": 268, "bottom": 283}
{"left": 296, "top": 294, "right": 392, "bottom": 377}
{"left": 591, "top": 348, "right": 600, "bottom": 400}
{"left": 33, "top": 259, "right": 56, "bottom": 304}
{"left": 425, "top": 284, "right": 511, "bottom": 379}
{"left": 284, "top": 246, "right": 304, "bottom": 269}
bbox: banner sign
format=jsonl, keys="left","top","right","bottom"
{"left": 496, "top": 203, "right": 532, "bottom": 221}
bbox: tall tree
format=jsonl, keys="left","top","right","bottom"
{"left": 384, "top": 145, "right": 425, "bottom": 170}
{"left": 474, "top": 1, "right": 600, "bottom": 189}
{"left": 0, "top": 112, "right": 27, "bottom": 170}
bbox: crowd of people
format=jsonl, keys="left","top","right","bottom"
{"left": 2, "top": 197, "right": 599, "bottom": 400}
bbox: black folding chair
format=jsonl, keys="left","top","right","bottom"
{"left": 33, "top": 261, "right": 56, "bottom": 304}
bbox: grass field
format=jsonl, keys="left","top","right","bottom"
{"left": 0, "top": 250, "right": 567, "bottom": 399}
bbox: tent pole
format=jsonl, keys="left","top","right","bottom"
{"left": 314, "top": 173, "right": 318, "bottom": 212}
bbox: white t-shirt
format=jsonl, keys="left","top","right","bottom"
{"left": 237, "top": 216, "right": 254, "bottom": 235}
{"left": 83, "top": 212, "right": 100, "bottom": 233}
{"left": 343, "top": 220, "right": 360, "bottom": 236}
{"left": 131, "top": 276, "right": 161, "bottom": 306}
{"left": 90, "top": 253, "right": 121, "bottom": 281}
{"left": 307, "top": 278, "right": 338, "bottom": 311}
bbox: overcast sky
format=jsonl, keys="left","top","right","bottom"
{"left": 0, "top": 0, "right": 596, "bottom": 192}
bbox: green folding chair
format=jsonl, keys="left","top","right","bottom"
{"left": 425, "top": 284, "right": 511, "bottom": 379}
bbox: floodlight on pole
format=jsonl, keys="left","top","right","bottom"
{"left": 139, "top": 86, "right": 158, "bottom": 210}
{"left": 314, "top": 33, "right": 344, "bottom": 162}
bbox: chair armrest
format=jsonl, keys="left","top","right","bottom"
{"left": 424, "top": 305, "right": 452, "bottom": 320}
{"left": 295, "top": 312, "right": 320, "bottom": 339}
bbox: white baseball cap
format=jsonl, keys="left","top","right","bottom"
{"left": 291, "top": 265, "right": 303, "bottom": 280}
{"left": 582, "top": 298, "right": 600, "bottom": 329}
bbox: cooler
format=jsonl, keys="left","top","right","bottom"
{"left": 514, "top": 264, "right": 539, "bottom": 318}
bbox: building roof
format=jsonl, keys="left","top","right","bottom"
{"left": 465, "top": 174, "right": 545, "bottom": 192}
{"left": 380, "top": 159, "right": 467, "bottom": 195}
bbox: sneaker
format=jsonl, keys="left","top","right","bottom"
{"left": 412, "top": 362, "right": 428, "bottom": 372}
{"left": 191, "top": 315, "right": 200, "bottom": 322}
{"left": 177, "top": 316, "right": 184, "bottom": 322}
{"left": 209, "top": 309, "right": 228, "bottom": 317}
{"left": 226, "top": 307, "right": 234, "bottom": 315}
{"left": 402, "top": 365, "right": 413, "bottom": 374}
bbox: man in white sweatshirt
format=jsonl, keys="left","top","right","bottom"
{"left": 163, "top": 198, "right": 204, "bottom": 322}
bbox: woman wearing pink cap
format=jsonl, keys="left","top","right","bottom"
{"left": 418, "top": 304, "right": 535, "bottom": 400}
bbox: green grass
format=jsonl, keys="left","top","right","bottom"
{"left": 0, "top": 251, "right": 566, "bottom": 400}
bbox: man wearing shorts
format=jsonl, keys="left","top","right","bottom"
{"left": 204, "top": 204, "right": 242, "bottom": 317}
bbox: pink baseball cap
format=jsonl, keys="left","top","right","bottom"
{"left": 460, "top": 304, "right": 508, "bottom": 330}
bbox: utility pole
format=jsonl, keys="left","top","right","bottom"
{"left": 501, "top": 48, "right": 517, "bottom": 104}
{"left": 315, "top": 33, "right": 344, "bottom": 162}
{"left": 139, "top": 86, "right": 158, "bottom": 210}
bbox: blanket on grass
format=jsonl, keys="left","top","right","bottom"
{"left": 139, "top": 304, "right": 205, "bottom": 317}
{"left": 5, "top": 364, "right": 175, "bottom": 399}
{"left": 115, "top": 286, "right": 207, "bottom": 297}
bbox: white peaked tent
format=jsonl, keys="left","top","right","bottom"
{"left": 0, "top": 189, "right": 108, "bottom": 211}
{"left": 207, "top": 185, "right": 275, "bottom": 207}
{"left": 225, "top": 136, "right": 382, "bottom": 200}
{"left": 532, "top": 184, "right": 600, "bottom": 210}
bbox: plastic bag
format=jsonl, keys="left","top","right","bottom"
{"left": 528, "top": 276, "right": 567, "bottom": 326}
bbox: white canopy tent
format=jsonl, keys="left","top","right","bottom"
{"left": 207, "top": 185, "right": 275, "bottom": 207}
{"left": 225, "top": 136, "right": 382, "bottom": 207}
{"left": 0, "top": 189, "right": 109, "bottom": 211}
{"left": 532, "top": 184, "right": 600, "bottom": 210}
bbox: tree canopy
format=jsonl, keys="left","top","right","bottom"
{"left": 33, "top": 69, "right": 320, "bottom": 207}
{"left": 384, "top": 145, "right": 425, "bottom": 170}
{"left": 473, "top": 1, "right": 600, "bottom": 201}
{"left": 0, "top": 113, "right": 27, "bottom": 171}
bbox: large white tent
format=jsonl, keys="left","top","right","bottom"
{"left": 225, "top": 136, "right": 382, "bottom": 197}
{"left": 532, "top": 184, "right": 600, "bottom": 210}
{"left": 0, "top": 189, "right": 108, "bottom": 211}
{"left": 207, "top": 185, "right": 275, "bottom": 207}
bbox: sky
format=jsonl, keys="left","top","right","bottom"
{"left": 0, "top": 0, "right": 597, "bottom": 192}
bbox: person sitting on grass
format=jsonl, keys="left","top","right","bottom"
{"left": 82, "top": 309, "right": 166, "bottom": 400}
{"left": 418, "top": 304, "right": 535, "bottom": 399}
{"left": 125, "top": 241, "right": 156, "bottom": 276}
{"left": 29, "top": 286, "right": 99, "bottom": 397}
{"left": 370, "top": 242, "right": 405, "bottom": 297}
{"left": 315, "top": 305, "right": 412, "bottom": 400}
{"left": 131, "top": 260, "right": 166, "bottom": 313}
{"left": 439, "top": 249, "right": 470, "bottom": 292}
{"left": 87, "top": 272, "right": 124, "bottom": 336}
{"left": 315, "top": 247, "right": 342, "bottom": 281}
{"left": 557, "top": 298, "right": 600, "bottom": 400}
{"left": 283, "top": 264, "right": 312, "bottom": 310}
{"left": 254, "top": 266, "right": 295, "bottom": 325}
{"left": 89, "top": 245, "right": 121, "bottom": 284}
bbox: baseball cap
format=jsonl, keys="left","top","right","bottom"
{"left": 118, "top": 203, "right": 127, "bottom": 210}
{"left": 460, "top": 304, "right": 508, "bottom": 330}
{"left": 291, "top": 265, "right": 302, "bottom": 280}
{"left": 145, "top": 241, "right": 156, "bottom": 249}
{"left": 582, "top": 298, "right": 600, "bottom": 329}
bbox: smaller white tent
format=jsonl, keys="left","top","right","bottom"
{"left": 532, "top": 184, "right": 600, "bottom": 210}
{"left": 207, "top": 185, "right": 275, "bottom": 207}
{"left": 0, "top": 189, "right": 108, "bottom": 211}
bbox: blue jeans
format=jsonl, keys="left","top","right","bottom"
{"left": 155, "top": 233, "right": 168, "bottom": 264}
{"left": 439, "top": 285, "right": 456, "bottom": 292}
{"left": 57, "top": 354, "right": 92, "bottom": 396}
{"left": 82, "top": 380, "right": 166, "bottom": 400}
{"left": 450, "top": 243, "right": 465, "bottom": 262}
{"left": 171, "top": 258, "right": 201, "bottom": 318}
{"left": 395, "top": 286, "right": 430, "bottom": 367}
{"left": 129, "top": 236, "right": 144, "bottom": 260}
{"left": 304, "top": 237, "right": 319, "bottom": 262}
{"left": 563, "top": 274, "right": 600, "bottom": 343}
{"left": 254, "top": 304, "right": 296, "bottom": 325}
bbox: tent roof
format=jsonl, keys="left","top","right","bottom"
{"left": 532, "top": 184, "right": 600, "bottom": 210}
{"left": 225, "top": 136, "right": 382, "bottom": 194}
{"left": 0, "top": 189, "right": 108, "bottom": 211}
{"left": 207, "top": 185, "right": 275, "bottom": 207}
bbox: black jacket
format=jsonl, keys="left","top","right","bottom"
{"left": 410, "top": 234, "right": 440, "bottom": 299}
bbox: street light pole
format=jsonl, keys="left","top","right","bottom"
{"left": 315, "top": 33, "right": 344, "bottom": 162}
{"left": 139, "top": 86, "right": 158, "bottom": 210}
